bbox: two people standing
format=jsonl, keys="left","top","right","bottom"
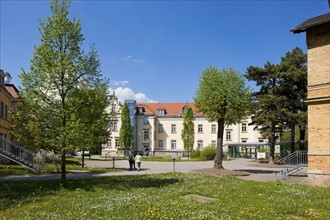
{"left": 128, "top": 150, "right": 142, "bottom": 171}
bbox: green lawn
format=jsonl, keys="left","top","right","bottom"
{"left": 1, "top": 173, "right": 329, "bottom": 219}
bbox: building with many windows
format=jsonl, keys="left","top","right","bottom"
{"left": 102, "top": 96, "right": 265, "bottom": 157}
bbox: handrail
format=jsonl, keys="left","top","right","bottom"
{"left": 0, "top": 136, "right": 36, "bottom": 170}
{"left": 277, "top": 150, "right": 308, "bottom": 165}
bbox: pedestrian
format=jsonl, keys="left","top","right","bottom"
{"left": 135, "top": 152, "right": 142, "bottom": 171}
{"left": 128, "top": 151, "right": 135, "bottom": 171}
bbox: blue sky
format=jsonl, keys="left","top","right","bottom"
{"left": 0, "top": 0, "right": 328, "bottom": 103}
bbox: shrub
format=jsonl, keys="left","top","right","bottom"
{"left": 190, "top": 148, "right": 200, "bottom": 158}
{"left": 200, "top": 146, "right": 216, "bottom": 160}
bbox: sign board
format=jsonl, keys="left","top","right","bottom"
{"left": 171, "top": 153, "right": 178, "bottom": 160}
{"left": 257, "top": 152, "right": 266, "bottom": 159}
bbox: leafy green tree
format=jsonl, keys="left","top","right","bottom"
{"left": 194, "top": 67, "right": 251, "bottom": 169}
{"left": 13, "top": 0, "right": 109, "bottom": 187}
{"left": 119, "top": 101, "right": 131, "bottom": 150}
{"left": 246, "top": 62, "right": 286, "bottom": 164}
{"left": 70, "top": 84, "right": 110, "bottom": 167}
{"left": 279, "top": 47, "right": 307, "bottom": 152}
{"left": 181, "top": 106, "right": 194, "bottom": 159}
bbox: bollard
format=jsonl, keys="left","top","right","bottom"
{"left": 112, "top": 157, "right": 115, "bottom": 169}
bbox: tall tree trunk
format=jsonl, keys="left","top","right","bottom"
{"left": 60, "top": 149, "right": 66, "bottom": 188}
{"left": 269, "top": 122, "right": 276, "bottom": 164}
{"left": 214, "top": 118, "right": 225, "bottom": 169}
{"left": 290, "top": 123, "right": 296, "bottom": 153}
{"left": 299, "top": 125, "right": 306, "bottom": 150}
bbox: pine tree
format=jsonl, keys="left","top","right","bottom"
{"left": 119, "top": 101, "right": 131, "bottom": 150}
{"left": 181, "top": 106, "right": 195, "bottom": 159}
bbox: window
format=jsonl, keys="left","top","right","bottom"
{"left": 158, "top": 140, "right": 163, "bottom": 149}
{"left": 171, "top": 140, "right": 176, "bottom": 150}
{"left": 111, "top": 106, "right": 116, "bottom": 113}
{"left": 197, "top": 140, "right": 203, "bottom": 149}
{"left": 171, "top": 124, "right": 176, "bottom": 133}
{"left": 259, "top": 139, "right": 264, "bottom": 143}
{"left": 110, "top": 122, "right": 118, "bottom": 132}
{"left": 211, "top": 140, "right": 216, "bottom": 148}
{"left": 198, "top": 124, "right": 203, "bottom": 133}
{"left": 242, "top": 123, "right": 247, "bottom": 132}
{"left": 107, "top": 139, "right": 112, "bottom": 148}
{"left": 144, "top": 130, "right": 149, "bottom": 140}
{"left": 143, "top": 116, "right": 149, "bottom": 124}
{"left": 211, "top": 124, "right": 216, "bottom": 133}
{"left": 4, "top": 105, "right": 7, "bottom": 120}
{"left": 138, "top": 107, "right": 143, "bottom": 114}
{"left": 0, "top": 102, "right": 3, "bottom": 119}
{"left": 158, "top": 109, "right": 165, "bottom": 116}
{"left": 158, "top": 124, "right": 164, "bottom": 133}
{"left": 226, "top": 131, "right": 232, "bottom": 140}
{"left": 115, "top": 138, "right": 119, "bottom": 148}
{"left": 242, "top": 139, "right": 247, "bottom": 143}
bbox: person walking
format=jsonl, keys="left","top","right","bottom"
{"left": 128, "top": 151, "right": 135, "bottom": 171}
{"left": 135, "top": 153, "right": 142, "bottom": 171}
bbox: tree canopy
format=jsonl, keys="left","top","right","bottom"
{"left": 12, "top": 0, "right": 109, "bottom": 187}
{"left": 194, "top": 67, "right": 251, "bottom": 168}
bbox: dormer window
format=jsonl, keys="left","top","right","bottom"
{"left": 138, "top": 107, "right": 143, "bottom": 114}
{"left": 157, "top": 109, "right": 165, "bottom": 116}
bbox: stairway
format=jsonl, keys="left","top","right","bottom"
{"left": 0, "top": 136, "right": 37, "bottom": 170}
{"left": 277, "top": 150, "right": 308, "bottom": 176}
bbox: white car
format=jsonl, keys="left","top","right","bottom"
{"left": 76, "top": 151, "right": 90, "bottom": 156}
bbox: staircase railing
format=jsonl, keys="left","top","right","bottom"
{"left": 276, "top": 150, "right": 308, "bottom": 166}
{"left": 0, "top": 136, "right": 36, "bottom": 170}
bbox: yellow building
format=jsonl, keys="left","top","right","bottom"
{"left": 0, "top": 69, "right": 13, "bottom": 140}
{"left": 292, "top": 12, "right": 330, "bottom": 186}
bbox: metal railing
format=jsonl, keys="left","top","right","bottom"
{"left": 0, "top": 136, "right": 36, "bottom": 170}
{"left": 276, "top": 150, "right": 308, "bottom": 166}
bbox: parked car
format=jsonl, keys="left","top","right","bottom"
{"left": 76, "top": 151, "right": 90, "bottom": 157}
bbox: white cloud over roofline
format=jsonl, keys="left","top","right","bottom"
{"left": 113, "top": 87, "right": 156, "bottom": 103}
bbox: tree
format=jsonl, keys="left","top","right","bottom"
{"left": 245, "top": 62, "right": 286, "bottom": 164}
{"left": 194, "top": 67, "right": 251, "bottom": 169}
{"left": 181, "top": 106, "right": 194, "bottom": 159}
{"left": 13, "top": 0, "right": 109, "bottom": 187}
{"left": 279, "top": 47, "right": 307, "bottom": 152}
{"left": 119, "top": 101, "right": 131, "bottom": 151}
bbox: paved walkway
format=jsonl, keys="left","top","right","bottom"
{"left": 0, "top": 158, "right": 309, "bottom": 185}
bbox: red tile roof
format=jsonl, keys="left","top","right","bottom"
{"left": 5, "top": 84, "right": 20, "bottom": 101}
{"left": 137, "top": 102, "right": 204, "bottom": 116}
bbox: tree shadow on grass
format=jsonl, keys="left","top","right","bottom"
{"left": 0, "top": 174, "right": 180, "bottom": 211}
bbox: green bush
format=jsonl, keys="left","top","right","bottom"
{"left": 200, "top": 146, "right": 216, "bottom": 160}
{"left": 190, "top": 148, "right": 200, "bottom": 158}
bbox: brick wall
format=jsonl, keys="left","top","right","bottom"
{"left": 305, "top": 22, "right": 330, "bottom": 186}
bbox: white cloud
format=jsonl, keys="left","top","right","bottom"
{"left": 122, "top": 55, "right": 132, "bottom": 60}
{"left": 114, "top": 87, "right": 156, "bottom": 103}
{"left": 111, "top": 80, "right": 129, "bottom": 86}
{"left": 122, "top": 54, "right": 145, "bottom": 64}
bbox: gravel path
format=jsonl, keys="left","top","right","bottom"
{"left": 0, "top": 158, "right": 310, "bottom": 185}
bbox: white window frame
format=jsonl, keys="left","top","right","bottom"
{"left": 211, "top": 140, "right": 216, "bottom": 148}
{"left": 144, "top": 130, "right": 149, "bottom": 140}
{"left": 197, "top": 140, "right": 203, "bottom": 149}
{"left": 211, "top": 124, "right": 216, "bottom": 133}
{"left": 171, "top": 124, "right": 176, "bottom": 133}
{"left": 198, "top": 124, "right": 203, "bottom": 133}
{"left": 171, "top": 140, "right": 176, "bottom": 150}
{"left": 226, "top": 131, "right": 232, "bottom": 141}
{"left": 158, "top": 140, "right": 163, "bottom": 149}
{"left": 158, "top": 124, "right": 164, "bottom": 133}
{"left": 242, "top": 123, "right": 247, "bottom": 132}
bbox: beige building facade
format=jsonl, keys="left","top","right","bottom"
{"left": 102, "top": 99, "right": 265, "bottom": 157}
{"left": 292, "top": 12, "right": 330, "bottom": 186}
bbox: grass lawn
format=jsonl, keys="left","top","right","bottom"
{"left": 1, "top": 173, "right": 329, "bottom": 219}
